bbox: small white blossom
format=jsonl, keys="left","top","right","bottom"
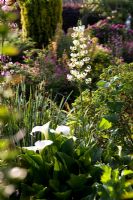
{"left": 67, "top": 74, "right": 73, "bottom": 81}
{"left": 80, "top": 44, "right": 87, "bottom": 49}
{"left": 73, "top": 40, "right": 80, "bottom": 46}
{"left": 8, "top": 167, "right": 27, "bottom": 180}
{"left": 71, "top": 32, "right": 78, "bottom": 38}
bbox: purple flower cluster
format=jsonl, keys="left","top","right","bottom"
{"left": 110, "top": 24, "right": 125, "bottom": 30}
{"left": 0, "top": 55, "right": 11, "bottom": 63}
{"left": 90, "top": 20, "right": 133, "bottom": 41}
{"left": 123, "top": 41, "right": 133, "bottom": 62}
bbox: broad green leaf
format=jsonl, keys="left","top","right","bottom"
{"left": 60, "top": 138, "right": 74, "bottom": 156}
{"left": 67, "top": 174, "right": 87, "bottom": 189}
{"left": 30, "top": 154, "right": 43, "bottom": 166}
{"left": 97, "top": 80, "right": 110, "bottom": 88}
{"left": 99, "top": 118, "right": 112, "bottom": 130}
{"left": 20, "top": 154, "right": 40, "bottom": 170}
{"left": 56, "top": 152, "right": 76, "bottom": 172}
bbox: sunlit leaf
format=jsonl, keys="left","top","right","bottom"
{"left": 101, "top": 165, "right": 111, "bottom": 183}
{"left": 125, "top": 179, "right": 133, "bottom": 187}
{"left": 2, "top": 45, "right": 19, "bottom": 56}
{"left": 99, "top": 118, "right": 112, "bottom": 130}
{"left": 122, "top": 192, "right": 133, "bottom": 199}
{"left": 97, "top": 80, "right": 110, "bottom": 88}
{"left": 0, "top": 139, "right": 9, "bottom": 150}
{"left": 0, "top": 105, "right": 11, "bottom": 122}
{"left": 121, "top": 170, "right": 133, "bottom": 176}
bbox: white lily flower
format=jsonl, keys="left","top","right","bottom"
{"left": 35, "top": 140, "right": 53, "bottom": 149}
{"left": 30, "top": 121, "right": 50, "bottom": 139}
{"left": 23, "top": 140, "right": 53, "bottom": 152}
{"left": 56, "top": 125, "right": 70, "bottom": 135}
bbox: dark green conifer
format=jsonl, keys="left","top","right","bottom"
{"left": 18, "top": 0, "right": 62, "bottom": 47}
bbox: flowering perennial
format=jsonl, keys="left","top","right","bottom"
{"left": 67, "top": 25, "right": 91, "bottom": 84}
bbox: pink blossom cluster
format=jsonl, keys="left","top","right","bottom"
{"left": 0, "top": 0, "right": 4, "bottom": 6}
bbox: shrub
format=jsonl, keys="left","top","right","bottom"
{"left": 89, "top": 20, "right": 133, "bottom": 61}
{"left": 67, "top": 62, "right": 133, "bottom": 148}
{"left": 16, "top": 122, "right": 133, "bottom": 200}
{"left": 18, "top": 0, "right": 62, "bottom": 47}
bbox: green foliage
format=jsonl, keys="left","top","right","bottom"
{"left": 18, "top": 0, "right": 62, "bottom": 47}
{"left": 17, "top": 124, "right": 133, "bottom": 200}
{"left": 0, "top": 7, "right": 19, "bottom": 56}
{"left": 82, "top": 0, "right": 133, "bottom": 24}
{"left": 67, "top": 62, "right": 133, "bottom": 147}
{"left": 88, "top": 38, "right": 113, "bottom": 88}
{"left": 18, "top": 128, "right": 100, "bottom": 199}
{"left": 1, "top": 82, "right": 68, "bottom": 146}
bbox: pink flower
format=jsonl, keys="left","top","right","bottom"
{"left": 0, "top": 0, "right": 4, "bottom": 6}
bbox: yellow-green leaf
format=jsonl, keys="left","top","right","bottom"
{"left": 122, "top": 192, "right": 133, "bottom": 199}
{"left": 2, "top": 45, "right": 19, "bottom": 56}
{"left": 101, "top": 165, "right": 111, "bottom": 183}
{"left": 99, "top": 118, "right": 112, "bottom": 130}
{"left": 121, "top": 170, "right": 133, "bottom": 176}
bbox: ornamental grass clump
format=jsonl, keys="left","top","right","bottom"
{"left": 67, "top": 24, "right": 91, "bottom": 85}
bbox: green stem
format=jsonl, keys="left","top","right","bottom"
{"left": 78, "top": 82, "right": 86, "bottom": 142}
